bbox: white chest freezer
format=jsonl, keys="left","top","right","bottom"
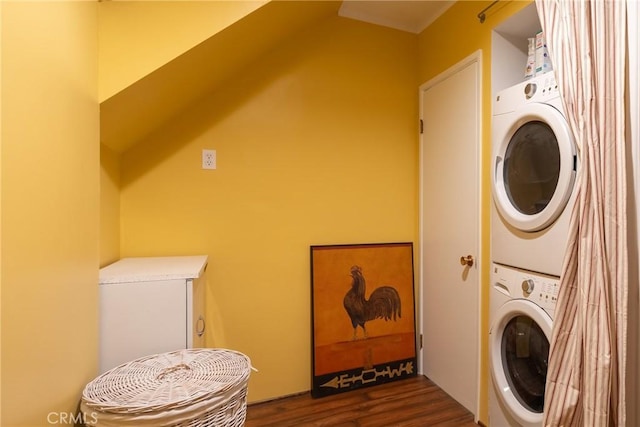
{"left": 99, "top": 255, "right": 208, "bottom": 373}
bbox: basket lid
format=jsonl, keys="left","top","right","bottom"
{"left": 82, "top": 348, "right": 251, "bottom": 414}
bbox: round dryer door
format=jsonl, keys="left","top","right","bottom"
{"left": 493, "top": 102, "right": 576, "bottom": 232}
{"left": 490, "top": 299, "right": 552, "bottom": 427}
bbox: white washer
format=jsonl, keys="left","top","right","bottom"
{"left": 491, "top": 72, "right": 578, "bottom": 276}
{"left": 489, "top": 263, "right": 559, "bottom": 427}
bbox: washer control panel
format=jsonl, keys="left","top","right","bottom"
{"left": 493, "top": 263, "right": 560, "bottom": 313}
{"left": 527, "top": 274, "right": 560, "bottom": 312}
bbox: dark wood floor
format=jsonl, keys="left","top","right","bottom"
{"left": 245, "top": 375, "right": 477, "bottom": 427}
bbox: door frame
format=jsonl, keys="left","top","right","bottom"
{"left": 418, "top": 49, "right": 483, "bottom": 419}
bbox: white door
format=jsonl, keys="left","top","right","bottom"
{"left": 420, "top": 51, "right": 481, "bottom": 418}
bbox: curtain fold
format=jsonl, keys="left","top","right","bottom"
{"left": 534, "top": 1, "right": 628, "bottom": 426}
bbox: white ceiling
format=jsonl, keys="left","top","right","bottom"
{"left": 338, "top": 1, "right": 455, "bottom": 34}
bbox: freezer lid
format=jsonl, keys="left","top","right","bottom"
{"left": 99, "top": 255, "right": 208, "bottom": 284}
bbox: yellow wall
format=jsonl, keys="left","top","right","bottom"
{"left": 119, "top": 15, "right": 419, "bottom": 402}
{"left": 100, "top": 144, "right": 121, "bottom": 267}
{"left": 417, "top": 1, "right": 533, "bottom": 423}
{"left": 0, "top": 0, "right": 545, "bottom": 424}
{"left": 98, "top": 0, "right": 267, "bottom": 101}
{"left": 0, "top": 2, "right": 3, "bottom": 422}
{"left": 98, "top": 0, "right": 283, "bottom": 264}
{"left": 99, "top": 1, "right": 339, "bottom": 154}
{"left": 1, "top": 2, "right": 99, "bottom": 426}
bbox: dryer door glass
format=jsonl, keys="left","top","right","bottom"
{"left": 504, "top": 121, "right": 560, "bottom": 215}
{"left": 501, "top": 314, "right": 550, "bottom": 412}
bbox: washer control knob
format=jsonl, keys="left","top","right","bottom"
{"left": 522, "top": 279, "right": 535, "bottom": 294}
{"left": 524, "top": 83, "right": 537, "bottom": 99}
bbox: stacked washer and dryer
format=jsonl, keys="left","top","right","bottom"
{"left": 490, "top": 72, "right": 578, "bottom": 426}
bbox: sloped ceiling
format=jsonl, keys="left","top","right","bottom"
{"left": 100, "top": 1, "right": 454, "bottom": 154}
{"left": 98, "top": 1, "right": 268, "bottom": 102}
{"left": 100, "top": 1, "right": 340, "bottom": 153}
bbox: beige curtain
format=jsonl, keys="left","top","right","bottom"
{"left": 535, "top": 1, "right": 628, "bottom": 426}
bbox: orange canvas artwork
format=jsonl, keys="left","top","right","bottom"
{"left": 310, "top": 242, "right": 417, "bottom": 397}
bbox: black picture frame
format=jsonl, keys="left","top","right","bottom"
{"left": 310, "top": 242, "right": 417, "bottom": 398}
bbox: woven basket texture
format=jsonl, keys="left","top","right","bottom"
{"left": 81, "top": 348, "right": 251, "bottom": 427}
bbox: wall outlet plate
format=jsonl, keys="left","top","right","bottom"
{"left": 202, "top": 149, "right": 216, "bottom": 170}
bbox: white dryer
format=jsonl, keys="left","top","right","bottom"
{"left": 491, "top": 72, "right": 577, "bottom": 276}
{"left": 489, "top": 263, "right": 559, "bottom": 427}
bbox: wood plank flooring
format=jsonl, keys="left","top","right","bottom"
{"left": 245, "top": 375, "right": 477, "bottom": 427}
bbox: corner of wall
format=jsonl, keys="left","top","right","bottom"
{"left": 100, "top": 143, "right": 121, "bottom": 267}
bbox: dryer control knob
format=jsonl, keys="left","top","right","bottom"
{"left": 524, "top": 83, "right": 537, "bottom": 99}
{"left": 521, "top": 279, "right": 535, "bottom": 294}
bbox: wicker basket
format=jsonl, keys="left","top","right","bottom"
{"left": 81, "top": 348, "right": 251, "bottom": 427}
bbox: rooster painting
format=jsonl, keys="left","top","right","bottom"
{"left": 343, "top": 265, "right": 401, "bottom": 340}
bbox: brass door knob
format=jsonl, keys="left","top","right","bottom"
{"left": 460, "top": 255, "right": 474, "bottom": 267}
